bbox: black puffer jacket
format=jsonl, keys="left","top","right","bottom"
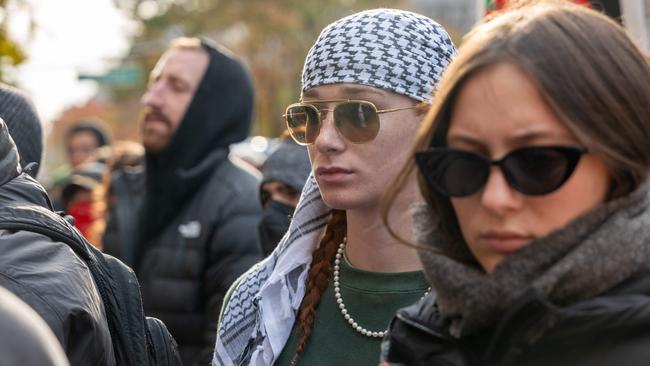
{"left": 105, "top": 40, "right": 262, "bottom": 365}
{"left": 382, "top": 185, "right": 650, "bottom": 366}
{"left": 102, "top": 166, "right": 144, "bottom": 267}
{"left": 383, "top": 279, "right": 650, "bottom": 366}
{"left": 137, "top": 149, "right": 261, "bottom": 365}
{"left": 0, "top": 121, "right": 115, "bottom": 365}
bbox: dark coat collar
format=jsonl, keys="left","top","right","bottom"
{"left": 389, "top": 276, "right": 650, "bottom": 365}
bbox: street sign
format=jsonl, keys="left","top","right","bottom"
{"left": 78, "top": 65, "right": 143, "bottom": 87}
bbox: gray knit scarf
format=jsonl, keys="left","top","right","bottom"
{"left": 415, "top": 181, "right": 650, "bottom": 338}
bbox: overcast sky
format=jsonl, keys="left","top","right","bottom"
{"left": 9, "top": 0, "right": 134, "bottom": 127}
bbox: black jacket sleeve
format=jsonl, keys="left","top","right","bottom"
{"left": 0, "top": 230, "right": 115, "bottom": 366}
{"left": 199, "top": 162, "right": 262, "bottom": 364}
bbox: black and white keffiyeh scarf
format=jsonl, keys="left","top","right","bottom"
{"left": 214, "top": 175, "right": 330, "bottom": 365}
{"left": 214, "top": 8, "right": 455, "bottom": 366}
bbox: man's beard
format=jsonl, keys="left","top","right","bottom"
{"left": 139, "top": 107, "right": 173, "bottom": 153}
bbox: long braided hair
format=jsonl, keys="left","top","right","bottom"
{"left": 290, "top": 209, "right": 347, "bottom": 365}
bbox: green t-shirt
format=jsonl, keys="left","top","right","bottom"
{"left": 274, "top": 257, "right": 428, "bottom": 366}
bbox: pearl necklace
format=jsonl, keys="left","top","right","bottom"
{"left": 333, "top": 238, "right": 429, "bottom": 338}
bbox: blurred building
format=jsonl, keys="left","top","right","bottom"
{"left": 410, "top": 0, "right": 649, "bottom": 51}
{"left": 622, "top": 0, "right": 649, "bottom": 51}
{"left": 409, "top": 0, "right": 482, "bottom": 43}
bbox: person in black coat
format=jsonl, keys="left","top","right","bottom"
{"left": 103, "top": 36, "right": 262, "bottom": 365}
{"left": 257, "top": 139, "right": 311, "bottom": 256}
{"left": 0, "top": 118, "right": 115, "bottom": 365}
{"left": 381, "top": 3, "right": 650, "bottom": 365}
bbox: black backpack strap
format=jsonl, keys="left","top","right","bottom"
{"left": 145, "top": 317, "right": 183, "bottom": 365}
{"left": 0, "top": 203, "right": 182, "bottom": 366}
{"left": 0, "top": 204, "right": 91, "bottom": 260}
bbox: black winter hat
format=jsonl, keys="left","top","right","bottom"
{"left": 0, "top": 84, "right": 43, "bottom": 176}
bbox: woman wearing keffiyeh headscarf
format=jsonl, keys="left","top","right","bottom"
{"left": 213, "top": 8, "right": 455, "bottom": 366}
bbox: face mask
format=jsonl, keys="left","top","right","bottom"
{"left": 258, "top": 200, "right": 296, "bottom": 256}
{"left": 68, "top": 200, "right": 96, "bottom": 239}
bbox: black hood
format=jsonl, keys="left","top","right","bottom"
{"left": 0, "top": 118, "right": 22, "bottom": 187}
{"left": 141, "top": 39, "right": 255, "bottom": 243}
{"left": 0, "top": 118, "right": 51, "bottom": 209}
{"left": 146, "top": 39, "right": 255, "bottom": 170}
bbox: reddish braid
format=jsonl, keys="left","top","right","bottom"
{"left": 290, "top": 209, "right": 347, "bottom": 366}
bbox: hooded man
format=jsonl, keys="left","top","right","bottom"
{"left": 104, "top": 37, "right": 262, "bottom": 365}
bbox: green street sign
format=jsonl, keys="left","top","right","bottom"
{"left": 78, "top": 66, "right": 143, "bottom": 87}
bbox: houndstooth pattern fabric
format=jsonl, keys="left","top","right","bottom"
{"left": 302, "top": 8, "right": 456, "bottom": 103}
{"left": 214, "top": 174, "right": 331, "bottom": 366}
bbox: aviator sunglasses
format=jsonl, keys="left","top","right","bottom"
{"left": 284, "top": 99, "right": 418, "bottom": 145}
{"left": 415, "top": 145, "right": 588, "bottom": 197}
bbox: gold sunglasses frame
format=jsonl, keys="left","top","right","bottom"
{"left": 283, "top": 99, "right": 418, "bottom": 146}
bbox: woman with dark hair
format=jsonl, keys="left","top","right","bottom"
{"left": 214, "top": 8, "right": 456, "bottom": 366}
{"left": 381, "top": 2, "right": 650, "bottom": 365}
